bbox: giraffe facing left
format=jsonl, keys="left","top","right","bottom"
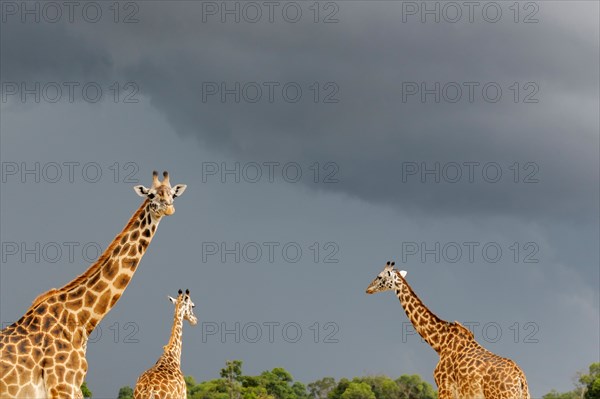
{"left": 0, "top": 171, "right": 187, "bottom": 399}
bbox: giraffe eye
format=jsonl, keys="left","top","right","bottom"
{"left": 148, "top": 193, "right": 155, "bottom": 200}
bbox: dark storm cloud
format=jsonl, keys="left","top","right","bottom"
{"left": 1, "top": 22, "right": 113, "bottom": 82}
{"left": 2, "top": 2, "right": 597, "bottom": 221}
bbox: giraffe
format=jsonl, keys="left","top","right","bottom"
{"left": 133, "top": 289, "right": 197, "bottom": 399}
{"left": 366, "top": 261, "right": 529, "bottom": 399}
{"left": 0, "top": 171, "right": 187, "bottom": 399}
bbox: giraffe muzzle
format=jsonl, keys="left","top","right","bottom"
{"left": 164, "top": 206, "right": 175, "bottom": 216}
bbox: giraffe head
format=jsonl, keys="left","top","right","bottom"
{"left": 168, "top": 289, "right": 198, "bottom": 326}
{"left": 366, "top": 261, "right": 407, "bottom": 294}
{"left": 134, "top": 170, "right": 187, "bottom": 217}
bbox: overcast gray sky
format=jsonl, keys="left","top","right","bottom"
{"left": 1, "top": 1, "right": 598, "bottom": 397}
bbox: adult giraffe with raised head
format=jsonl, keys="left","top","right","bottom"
{"left": 366, "top": 261, "right": 529, "bottom": 399}
{"left": 0, "top": 171, "right": 187, "bottom": 398}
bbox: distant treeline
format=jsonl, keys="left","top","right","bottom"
{"left": 86, "top": 360, "right": 600, "bottom": 399}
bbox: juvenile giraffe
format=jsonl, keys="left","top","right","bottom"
{"left": 0, "top": 171, "right": 187, "bottom": 399}
{"left": 366, "top": 261, "right": 529, "bottom": 399}
{"left": 134, "top": 289, "right": 197, "bottom": 399}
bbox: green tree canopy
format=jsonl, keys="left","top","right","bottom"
{"left": 81, "top": 382, "right": 92, "bottom": 398}
{"left": 327, "top": 375, "right": 436, "bottom": 399}
{"left": 308, "top": 377, "right": 336, "bottom": 399}
{"left": 191, "top": 379, "right": 230, "bottom": 399}
{"left": 221, "top": 360, "right": 244, "bottom": 399}
{"left": 171, "top": 360, "right": 440, "bottom": 399}
{"left": 582, "top": 363, "right": 600, "bottom": 399}
{"left": 117, "top": 386, "right": 133, "bottom": 399}
{"left": 258, "top": 367, "right": 307, "bottom": 399}
{"left": 395, "top": 375, "right": 437, "bottom": 399}
{"left": 542, "top": 389, "right": 579, "bottom": 399}
{"left": 328, "top": 377, "right": 350, "bottom": 399}
{"left": 340, "top": 382, "right": 376, "bottom": 399}
{"left": 353, "top": 375, "right": 400, "bottom": 399}
{"left": 543, "top": 363, "right": 600, "bottom": 399}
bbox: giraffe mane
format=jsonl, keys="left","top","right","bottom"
{"left": 61, "top": 201, "right": 149, "bottom": 291}
{"left": 31, "top": 288, "right": 59, "bottom": 307}
{"left": 451, "top": 321, "right": 476, "bottom": 340}
{"left": 399, "top": 272, "right": 447, "bottom": 325}
{"left": 29, "top": 200, "right": 149, "bottom": 309}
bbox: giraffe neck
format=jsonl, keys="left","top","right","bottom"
{"left": 43, "top": 200, "right": 161, "bottom": 333}
{"left": 394, "top": 271, "right": 449, "bottom": 353}
{"left": 163, "top": 306, "right": 185, "bottom": 363}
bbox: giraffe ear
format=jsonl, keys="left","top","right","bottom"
{"left": 134, "top": 185, "right": 151, "bottom": 197}
{"left": 400, "top": 270, "right": 408, "bottom": 278}
{"left": 172, "top": 184, "right": 187, "bottom": 198}
{"left": 168, "top": 296, "right": 177, "bottom": 304}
